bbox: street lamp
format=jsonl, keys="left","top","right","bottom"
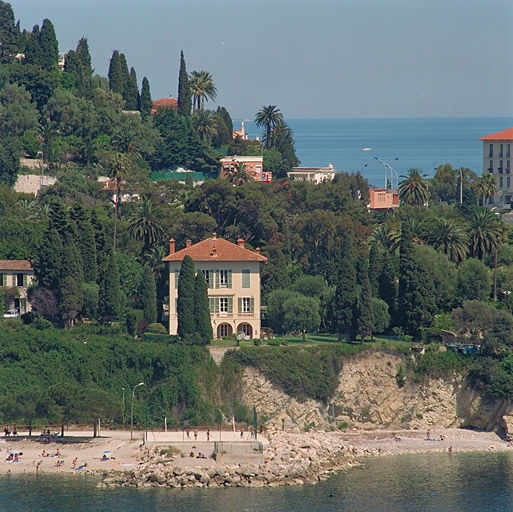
{"left": 374, "top": 156, "right": 399, "bottom": 190}
{"left": 122, "top": 387, "right": 125, "bottom": 424}
{"left": 130, "top": 382, "right": 145, "bottom": 440}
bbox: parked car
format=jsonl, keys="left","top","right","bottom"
{"left": 3, "top": 309, "right": 19, "bottom": 318}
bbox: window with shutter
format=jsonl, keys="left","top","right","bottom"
{"left": 242, "top": 269, "right": 250, "bottom": 288}
{"left": 175, "top": 269, "right": 180, "bottom": 288}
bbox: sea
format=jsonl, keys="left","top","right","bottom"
{"left": 239, "top": 117, "right": 513, "bottom": 188}
{"left": 4, "top": 451, "right": 513, "bottom": 511}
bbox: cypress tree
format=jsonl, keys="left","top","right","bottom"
{"left": 108, "top": 50, "right": 123, "bottom": 95}
{"left": 91, "top": 210, "right": 109, "bottom": 284}
{"left": 24, "top": 25, "right": 42, "bottom": 66}
{"left": 397, "top": 225, "right": 436, "bottom": 338}
{"left": 139, "top": 76, "right": 152, "bottom": 120}
{"left": 177, "top": 50, "right": 191, "bottom": 116}
{"left": 34, "top": 227, "right": 63, "bottom": 290}
{"left": 356, "top": 255, "right": 374, "bottom": 342}
{"left": 124, "top": 67, "right": 139, "bottom": 110}
{"left": 194, "top": 271, "right": 212, "bottom": 345}
{"left": 141, "top": 265, "right": 157, "bottom": 324}
{"left": 98, "top": 248, "right": 121, "bottom": 322}
{"left": 177, "top": 255, "right": 195, "bottom": 340}
{"left": 69, "top": 204, "right": 97, "bottom": 283}
{"left": 63, "top": 50, "right": 81, "bottom": 87}
{"left": 330, "top": 233, "right": 358, "bottom": 342}
{"left": 368, "top": 243, "right": 384, "bottom": 297}
{"left": 39, "top": 19, "right": 59, "bottom": 71}
{"left": 378, "top": 252, "right": 398, "bottom": 325}
{"left": 0, "top": 1, "right": 20, "bottom": 63}
{"left": 119, "top": 53, "right": 130, "bottom": 104}
{"left": 58, "top": 232, "right": 84, "bottom": 325}
{"left": 76, "top": 37, "right": 92, "bottom": 76}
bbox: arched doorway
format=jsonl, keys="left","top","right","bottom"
{"left": 237, "top": 323, "right": 253, "bottom": 339}
{"left": 217, "top": 323, "right": 233, "bottom": 339}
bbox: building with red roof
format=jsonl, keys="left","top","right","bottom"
{"left": 151, "top": 97, "right": 178, "bottom": 114}
{"left": 163, "top": 234, "right": 267, "bottom": 339}
{"left": 480, "top": 127, "right": 513, "bottom": 207}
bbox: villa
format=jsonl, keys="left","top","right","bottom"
{"left": 219, "top": 156, "right": 272, "bottom": 183}
{"left": 480, "top": 127, "right": 513, "bottom": 208}
{"left": 287, "top": 163, "right": 336, "bottom": 184}
{"left": 163, "top": 234, "right": 267, "bottom": 339}
{"left": 0, "top": 260, "right": 35, "bottom": 315}
{"left": 368, "top": 188, "right": 400, "bottom": 210}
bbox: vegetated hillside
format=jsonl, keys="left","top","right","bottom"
{"left": 0, "top": 323, "right": 247, "bottom": 429}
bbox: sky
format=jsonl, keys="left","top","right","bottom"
{"left": 10, "top": 0, "right": 513, "bottom": 120}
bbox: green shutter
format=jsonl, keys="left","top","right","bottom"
{"left": 209, "top": 297, "right": 215, "bottom": 313}
{"left": 238, "top": 298, "right": 242, "bottom": 313}
{"left": 215, "top": 298, "right": 220, "bottom": 313}
{"left": 0, "top": 274, "right": 5, "bottom": 287}
{"left": 215, "top": 270, "right": 220, "bottom": 288}
{"left": 250, "top": 298, "right": 254, "bottom": 313}
{"left": 227, "top": 270, "right": 232, "bottom": 288}
{"left": 23, "top": 274, "right": 28, "bottom": 287}
{"left": 242, "top": 269, "right": 250, "bottom": 288}
{"left": 228, "top": 298, "right": 233, "bottom": 313}
{"left": 175, "top": 269, "right": 179, "bottom": 288}
{"left": 209, "top": 269, "right": 214, "bottom": 288}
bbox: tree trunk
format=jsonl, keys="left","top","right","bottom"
{"left": 93, "top": 418, "right": 97, "bottom": 438}
{"left": 61, "top": 422, "right": 65, "bottom": 437}
{"left": 28, "top": 420, "right": 32, "bottom": 437}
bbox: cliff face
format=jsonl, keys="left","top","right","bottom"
{"left": 242, "top": 351, "right": 513, "bottom": 435}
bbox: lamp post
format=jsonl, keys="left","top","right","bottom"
{"left": 374, "top": 156, "right": 399, "bottom": 190}
{"left": 130, "top": 382, "right": 144, "bottom": 440}
{"left": 122, "top": 387, "right": 125, "bottom": 424}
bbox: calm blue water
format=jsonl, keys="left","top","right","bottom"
{"left": 3, "top": 451, "right": 513, "bottom": 511}
{"left": 239, "top": 117, "right": 513, "bottom": 187}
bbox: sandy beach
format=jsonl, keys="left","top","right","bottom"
{"left": 1, "top": 427, "right": 511, "bottom": 478}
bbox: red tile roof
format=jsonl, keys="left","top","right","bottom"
{"left": 152, "top": 98, "right": 178, "bottom": 110}
{"left": 0, "top": 260, "right": 33, "bottom": 271}
{"left": 480, "top": 127, "right": 513, "bottom": 141}
{"left": 163, "top": 236, "right": 267, "bottom": 263}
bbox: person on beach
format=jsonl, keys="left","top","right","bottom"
{"left": 194, "top": 428, "right": 198, "bottom": 441}
{"left": 36, "top": 461, "right": 41, "bottom": 472}
{"left": 206, "top": 429, "right": 210, "bottom": 441}
{"left": 186, "top": 427, "right": 190, "bottom": 439}
{"left": 240, "top": 427, "right": 244, "bottom": 438}
{"left": 72, "top": 457, "right": 77, "bottom": 469}
{"left": 426, "top": 429, "right": 431, "bottom": 440}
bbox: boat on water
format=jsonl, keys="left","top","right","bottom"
{"left": 362, "top": 147, "right": 372, "bottom": 151}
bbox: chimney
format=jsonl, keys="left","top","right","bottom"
{"left": 256, "top": 247, "right": 260, "bottom": 254}
{"left": 186, "top": 239, "right": 192, "bottom": 248}
{"left": 212, "top": 232, "right": 217, "bottom": 240}
{"left": 237, "top": 238, "right": 245, "bottom": 248}
{"left": 169, "top": 238, "right": 175, "bottom": 255}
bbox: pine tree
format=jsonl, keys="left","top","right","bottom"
{"left": 39, "top": 19, "right": 59, "bottom": 71}
{"left": 0, "top": 1, "right": 20, "bottom": 63}
{"left": 397, "top": 225, "right": 436, "bottom": 338}
{"left": 141, "top": 265, "right": 157, "bottom": 324}
{"left": 194, "top": 272, "right": 212, "bottom": 345}
{"left": 139, "top": 76, "right": 152, "bottom": 119}
{"left": 24, "top": 25, "right": 42, "bottom": 66}
{"left": 124, "top": 67, "right": 139, "bottom": 110}
{"left": 356, "top": 255, "right": 374, "bottom": 342}
{"left": 330, "top": 233, "right": 358, "bottom": 341}
{"left": 177, "top": 51, "right": 191, "bottom": 116}
{"left": 98, "top": 248, "right": 121, "bottom": 322}
{"left": 107, "top": 50, "right": 123, "bottom": 95}
{"left": 177, "top": 255, "right": 196, "bottom": 340}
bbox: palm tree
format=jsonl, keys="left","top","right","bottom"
{"left": 127, "top": 198, "right": 165, "bottom": 253}
{"left": 191, "top": 110, "right": 218, "bottom": 144}
{"left": 38, "top": 117, "right": 58, "bottom": 165}
{"left": 227, "top": 161, "right": 254, "bottom": 187}
{"left": 426, "top": 218, "right": 469, "bottom": 263}
{"left": 255, "top": 105, "right": 283, "bottom": 149}
{"left": 475, "top": 172, "right": 496, "bottom": 208}
{"left": 189, "top": 70, "right": 217, "bottom": 111}
{"left": 398, "top": 168, "right": 430, "bottom": 206}
{"left": 468, "top": 209, "right": 502, "bottom": 260}
{"left": 107, "top": 151, "right": 131, "bottom": 252}
{"left": 17, "top": 199, "right": 38, "bottom": 219}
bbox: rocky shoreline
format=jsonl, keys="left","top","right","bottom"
{"left": 97, "top": 431, "right": 363, "bottom": 489}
